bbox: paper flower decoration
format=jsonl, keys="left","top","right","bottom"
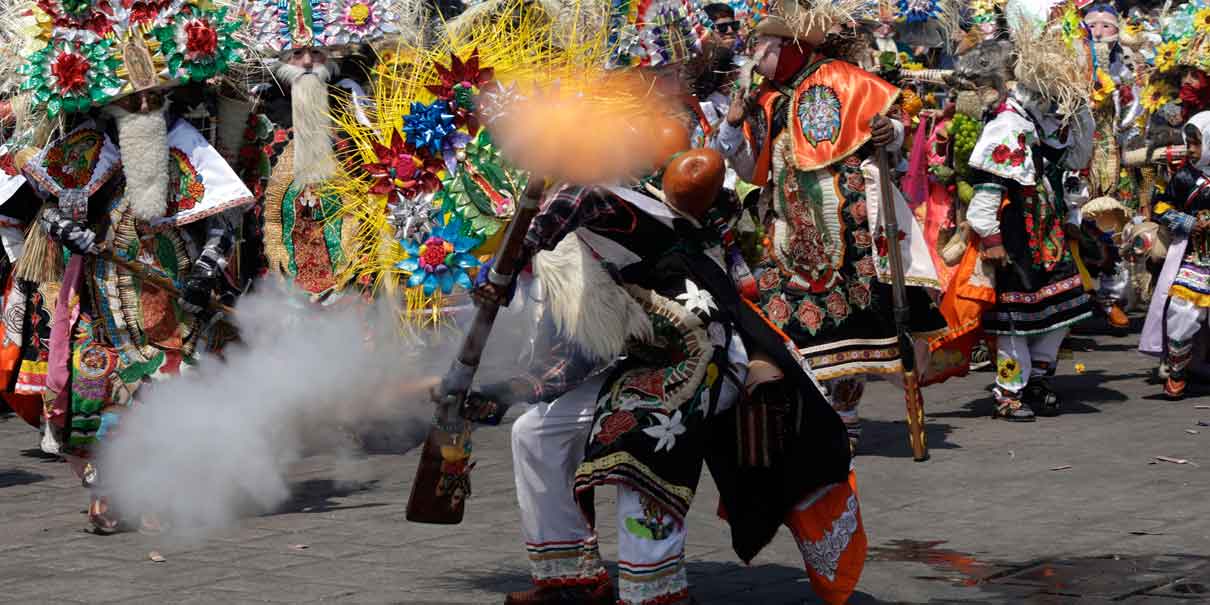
{"left": 362, "top": 129, "right": 443, "bottom": 200}
{"left": 20, "top": 39, "right": 123, "bottom": 118}
{"left": 403, "top": 100, "right": 462, "bottom": 156}
{"left": 154, "top": 6, "right": 244, "bottom": 84}
{"left": 396, "top": 214, "right": 484, "bottom": 295}
{"left": 1156, "top": 41, "right": 1182, "bottom": 73}
{"left": 1141, "top": 81, "right": 1173, "bottom": 114}
{"left": 37, "top": 0, "right": 114, "bottom": 36}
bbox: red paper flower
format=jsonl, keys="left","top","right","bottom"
{"left": 129, "top": 1, "right": 162, "bottom": 26}
{"left": 363, "top": 130, "right": 441, "bottom": 198}
{"left": 184, "top": 19, "right": 219, "bottom": 58}
{"left": 426, "top": 49, "right": 495, "bottom": 99}
{"left": 50, "top": 51, "right": 90, "bottom": 93}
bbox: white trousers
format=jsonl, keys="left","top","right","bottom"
{"left": 1099, "top": 260, "right": 1129, "bottom": 304}
{"left": 1165, "top": 296, "right": 1208, "bottom": 376}
{"left": 511, "top": 374, "right": 689, "bottom": 603}
{"left": 993, "top": 328, "right": 1068, "bottom": 397}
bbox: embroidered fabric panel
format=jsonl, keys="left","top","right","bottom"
{"left": 617, "top": 555, "right": 689, "bottom": 605}
{"left": 525, "top": 539, "right": 608, "bottom": 587}
{"left": 797, "top": 493, "right": 859, "bottom": 582}
{"left": 969, "top": 106, "right": 1038, "bottom": 186}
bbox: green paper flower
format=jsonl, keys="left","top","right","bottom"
{"left": 153, "top": 6, "right": 243, "bottom": 84}
{"left": 19, "top": 39, "right": 122, "bottom": 118}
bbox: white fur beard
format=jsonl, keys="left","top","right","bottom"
{"left": 106, "top": 105, "right": 170, "bottom": 222}
{"left": 276, "top": 63, "right": 337, "bottom": 186}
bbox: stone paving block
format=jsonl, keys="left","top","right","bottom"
{"left": 205, "top": 575, "right": 363, "bottom": 602}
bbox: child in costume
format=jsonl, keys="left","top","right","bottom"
{"left": 1147, "top": 111, "right": 1210, "bottom": 399}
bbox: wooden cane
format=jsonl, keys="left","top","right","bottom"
{"left": 875, "top": 146, "right": 929, "bottom": 462}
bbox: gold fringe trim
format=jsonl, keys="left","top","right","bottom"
{"left": 263, "top": 141, "right": 295, "bottom": 276}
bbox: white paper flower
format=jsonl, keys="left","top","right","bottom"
{"left": 676, "top": 279, "right": 717, "bottom": 316}
{"left": 642, "top": 411, "right": 686, "bottom": 452}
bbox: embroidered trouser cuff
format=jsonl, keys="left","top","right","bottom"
{"left": 1165, "top": 296, "right": 1208, "bottom": 376}
{"left": 513, "top": 377, "right": 607, "bottom": 586}
{"left": 993, "top": 329, "right": 1068, "bottom": 398}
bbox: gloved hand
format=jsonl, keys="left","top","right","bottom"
{"left": 43, "top": 214, "right": 98, "bottom": 255}
{"left": 470, "top": 257, "right": 517, "bottom": 308}
{"left": 178, "top": 272, "right": 217, "bottom": 318}
{"left": 460, "top": 391, "right": 509, "bottom": 426}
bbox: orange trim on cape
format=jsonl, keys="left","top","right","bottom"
{"left": 744, "top": 88, "right": 782, "bottom": 187}
{"left": 789, "top": 61, "right": 900, "bottom": 172}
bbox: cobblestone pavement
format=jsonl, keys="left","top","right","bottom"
{"left": 0, "top": 326, "right": 1208, "bottom": 604}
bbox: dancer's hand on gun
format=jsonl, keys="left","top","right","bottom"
{"left": 870, "top": 115, "right": 897, "bottom": 149}
{"left": 470, "top": 258, "right": 516, "bottom": 308}
{"left": 45, "top": 217, "right": 98, "bottom": 255}
{"left": 460, "top": 392, "right": 508, "bottom": 426}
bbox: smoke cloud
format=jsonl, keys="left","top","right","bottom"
{"left": 96, "top": 283, "right": 474, "bottom": 534}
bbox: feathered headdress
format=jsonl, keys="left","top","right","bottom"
{"left": 14, "top": 0, "right": 244, "bottom": 118}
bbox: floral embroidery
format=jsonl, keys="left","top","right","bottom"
{"left": 42, "top": 129, "right": 103, "bottom": 190}
{"left": 990, "top": 133, "right": 1028, "bottom": 167}
{"left": 596, "top": 411, "right": 637, "bottom": 445}
{"left": 625, "top": 493, "right": 679, "bottom": 540}
{"left": 855, "top": 256, "right": 876, "bottom": 277}
{"left": 798, "top": 85, "right": 843, "bottom": 147}
{"left": 996, "top": 356, "right": 1024, "bottom": 388}
{"left": 795, "top": 299, "right": 825, "bottom": 335}
{"left": 758, "top": 270, "right": 781, "bottom": 292}
{"left": 848, "top": 280, "right": 871, "bottom": 309}
{"left": 848, "top": 200, "right": 867, "bottom": 222}
{"left": 843, "top": 172, "right": 865, "bottom": 193}
{"left": 825, "top": 290, "right": 850, "bottom": 321}
{"left": 765, "top": 294, "right": 792, "bottom": 326}
{"left": 852, "top": 230, "right": 873, "bottom": 249}
{"left": 642, "top": 411, "right": 686, "bottom": 452}
{"left": 798, "top": 493, "right": 859, "bottom": 581}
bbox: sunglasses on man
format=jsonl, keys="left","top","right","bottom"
{"left": 713, "top": 20, "right": 739, "bottom": 34}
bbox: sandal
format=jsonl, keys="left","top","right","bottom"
{"left": 994, "top": 397, "right": 1036, "bottom": 422}
{"left": 1023, "top": 379, "right": 1062, "bottom": 417}
{"left": 88, "top": 496, "right": 123, "bottom": 535}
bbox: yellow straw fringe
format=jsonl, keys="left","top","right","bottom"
{"left": 327, "top": 0, "right": 621, "bottom": 328}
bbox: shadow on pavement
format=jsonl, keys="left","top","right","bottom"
{"left": 440, "top": 559, "right": 891, "bottom": 604}
{"left": 275, "top": 478, "right": 389, "bottom": 514}
{"left": 0, "top": 469, "right": 50, "bottom": 488}
{"left": 859, "top": 419, "right": 961, "bottom": 458}
{"left": 868, "top": 539, "right": 1210, "bottom": 604}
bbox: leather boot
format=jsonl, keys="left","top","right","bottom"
{"left": 1105, "top": 303, "right": 1129, "bottom": 329}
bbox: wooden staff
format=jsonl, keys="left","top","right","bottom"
{"left": 100, "top": 250, "right": 238, "bottom": 319}
{"left": 875, "top": 147, "right": 929, "bottom": 462}
{"left": 405, "top": 178, "right": 547, "bottom": 525}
